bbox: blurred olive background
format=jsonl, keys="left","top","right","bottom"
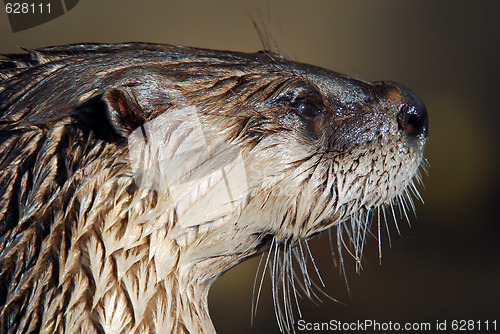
{"left": 1, "top": 0, "right": 499, "bottom": 333}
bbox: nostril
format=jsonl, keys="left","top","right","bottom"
{"left": 399, "top": 103, "right": 428, "bottom": 139}
{"left": 393, "top": 84, "right": 428, "bottom": 139}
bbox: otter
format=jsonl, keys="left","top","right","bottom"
{"left": 0, "top": 43, "right": 427, "bottom": 333}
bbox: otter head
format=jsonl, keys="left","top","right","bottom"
{"left": 115, "top": 48, "right": 428, "bottom": 263}
{"left": 0, "top": 43, "right": 427, "bottom": 333}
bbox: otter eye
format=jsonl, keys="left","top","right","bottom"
{"left": 296, "top": 101, "right": 322, "bottom": 119}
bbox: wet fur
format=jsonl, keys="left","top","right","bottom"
{"left": 0, "top": 43, "right": 426, "bottom": 333}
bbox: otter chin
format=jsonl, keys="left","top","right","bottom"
{"left": 0, "top": 43, "right": 427, "bottom": 333}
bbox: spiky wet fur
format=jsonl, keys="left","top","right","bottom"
{"left": 0, "top": 43, "right": 426, "bottom": 333}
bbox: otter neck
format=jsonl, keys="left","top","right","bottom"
{"left": 40, "top": 172, "right": 263, "bottom": 333}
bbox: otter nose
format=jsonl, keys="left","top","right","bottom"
{"left": 395, "top": 84, "right": 428, "bottom": 139}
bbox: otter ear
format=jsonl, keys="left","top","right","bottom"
{"left": 72, "top": 87, "right": 146, "bottom": 142}
{"left": 102, "top": 88, "right": 146, "bottom": 138}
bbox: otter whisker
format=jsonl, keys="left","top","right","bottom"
{"left": 280, "top": 244, "right": 289, "bottom": 330}
{"left": 251, "top": 237, "right": 275, "bottom": 324}
{"left": 377, "top": 206, "right": 383, "bottom": 264}
{"left": 397, "top": 194, "right": 411, "bottom": 226}
{"left": 251, "top": 252, "right": 266, "bottom": 325}
{"left": 291, "top": 262, "right": 321, "bottom": 305}
{"left": 404, "top": 187, "right": 417, "bottom": 217}
{"left": 283, "top": 243, "right": 296, "bottom": 333}
{"left": 380, "top": 204, "right": 393, "bottom": 249}
{"left": 270, "top": 239, "right": 285, "bottom": 332}
{"left": 327, "top": 228, "right": 339, "bottom": 268}
{"left": 304, "top": 239, "right": 325, "bottom": 288}
{"left": 410, "top": 182, "right": 423, "bottom": 204}
{"left": 296, "top": 240, "right": 312, "bottom": 290}
{"left": 353, "top": 211, "right": 369, "bottom": 272}
{"left": 389, "top": 199, "right": 402, "bottom": 236}
{"left": 420, "top": 159, "right": 430, "bottom": 178}
{"left": 287, "top": 243, "right": 302, "bottom": 319}
{"left": 338, "top": 223, "right": 357, "bottom": 265}
{"left": 336, "top": 223, "right": 351, "bottom": 297}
